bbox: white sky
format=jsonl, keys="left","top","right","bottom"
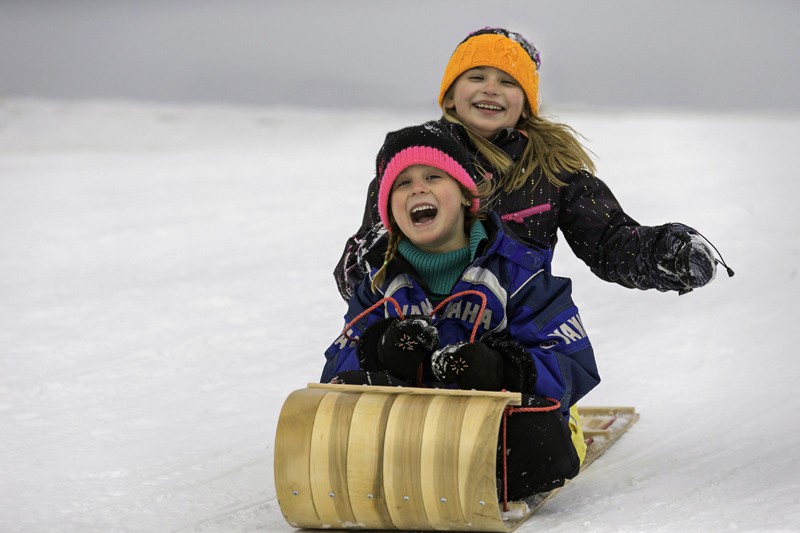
{"left": 1, "top": 0, "right": 799, "bottom": 113}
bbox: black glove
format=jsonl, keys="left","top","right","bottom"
{"left": 375, "top": 316, "right": 438, "bottom": 381}
{"left": 431, "top": 342, "right": 504, "bottom": 391}
{"left": 654, "top": 223, "right": 717, "bottom": 292}
{"left": 330, "top": 370, "right": 409, "bottom": 387}
{"left": 357, "top": 318, "right": 395, "bottom": 372}
{"left": 483, "top": 334, "right": 536, "bottom": 393}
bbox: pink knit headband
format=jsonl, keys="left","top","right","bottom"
{"left": 377, "top": 145, "right": 480, "bottom": 231}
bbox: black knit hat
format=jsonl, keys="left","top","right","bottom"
{"left": 376, "top": 121, "right": 481, "bottom": 231}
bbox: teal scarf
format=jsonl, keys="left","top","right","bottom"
{"left": 398, "top": 221, "right": 488, "bottom": 301}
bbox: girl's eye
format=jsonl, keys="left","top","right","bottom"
{"left": 467, "top": 75, "right": 484, "bottom": 82}
{"left": 394, "top": 179, "right": 410, "bottom": 189}
{"left": 501, "top": 79, "right": 518, "bottom": 86}
{"left": 426, "top": 174, "right": 442, "bottom": 181}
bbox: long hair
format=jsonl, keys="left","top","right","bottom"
{"left": 370, "top": 184, "right": 486, "bottom": 293}
{"left": 441, "top": 101, "right": 596, "bottom": 193}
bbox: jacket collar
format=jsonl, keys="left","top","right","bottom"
{"left": 439, "top": 119, "right": 528, "bottom": 162}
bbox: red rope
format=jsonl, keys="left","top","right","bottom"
{"left": 417, "top": 289, "right": 488, "bottom": 386}
{"left": 429, "top": 289, "right": 488, "bottom": 343}
{"left": 339, "top": 291, "right": 486, "bottom": 385}
{"left": 340, "top": 296, "right": 404, "bottom": 341}
{"left": 344, "top": 290, "right": 488, "bottom": 344}
{"left": 505, "top": 399, "right": 561, "bottom": 415}
{"left": 501, "top": 397, "right": 561, "bottom": 511}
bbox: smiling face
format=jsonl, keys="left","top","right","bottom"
{"left": 389, "top": 164, "right": 469, "bottom": 253}
{"left": 443, "top": 66, "right": 527, "bottom": 140}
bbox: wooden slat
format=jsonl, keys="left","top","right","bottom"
{"left": 273, "top": 387, "right": 327, "bottom": 528}
{"left": 458, "top": 396, "right": 509, "bottom": 532}
{"left": 346, "top": 392, "right": 396, "bottom": 529}
{"left": 420, "top": 395, "right": 469, "bottom": 529}
{"left": 580, "top": 407, "right": 640, "bottom": 469}
{"left": 383, "top": 394, "right": 434, "bottom": 530}
{"left": 309, "top": 391, "right": 359, "bottom": 527}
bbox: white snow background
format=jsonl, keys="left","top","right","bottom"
{"left": 1, "top": 98, "right": 798, "bottom": 532}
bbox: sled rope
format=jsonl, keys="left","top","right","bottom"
{"left": 430, "top": 289, "right": 488, "bottom": 343}
{"left": 500, "top": 397, "right": 561, "bottom": 512}
{"left": 418, "top": 290, "right": 488, "bottom": 385}
{"left": 341, "top": 290, "right": 488, "bottom": 386}
{"left": 342, "top": 290, "right": 488, "bottom": 344}
{"left": 341, "top": 296, "right": 405, "bottom": 341}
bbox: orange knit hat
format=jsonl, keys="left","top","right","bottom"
{"left": 438, "top": 28, "right": 541, "bottom": 115}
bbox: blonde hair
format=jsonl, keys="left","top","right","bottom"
{"left": 441, "top": 100, "right": 596, "bottom": 193}
{"left": 371, "top": 185, "right": 486, "bottom": 292}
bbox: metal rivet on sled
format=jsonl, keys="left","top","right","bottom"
{"left": 440, "top": 497, "right": 447, "bottom": 503}
{"left": 403, "top": 495, "right": 410, "bottom": 501}
{"left": 329, "top": 492, "right": 335, "bottom": 498}
{"left": 367, "top": 493, "right": 374, "bottom": 499}
{"left": 292, "top": 490, "right": 299, "bottom": 496}
{"left": 479, "top": 500, "right": 486, "bottom": 506}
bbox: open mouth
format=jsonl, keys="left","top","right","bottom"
{"left": 410, "top": 204, "right": 438, "bottom": 224}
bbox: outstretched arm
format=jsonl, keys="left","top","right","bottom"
{"left": 560, "top": 171, "right": 720, "bottom": 292}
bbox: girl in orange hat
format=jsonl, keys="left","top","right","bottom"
{"left": 334, "top": 28, "right": 732, "bottom": 302}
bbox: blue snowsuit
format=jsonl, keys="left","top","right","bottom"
{"left": 322, "top": 212, "right": 600, "bottom": 416}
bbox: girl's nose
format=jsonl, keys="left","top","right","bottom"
{"left": 411, "top": 180, "right": 428, "bottom": 194}
{"left": 482, "top": 78, "right": 499, "bottom": 95}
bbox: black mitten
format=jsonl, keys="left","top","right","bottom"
{"left": 431, "top": 342, "right": 504, "bottom": 391}
{"left": 654, "top": 223, "right": 717, "bottom": 292}
{"left": 482, "top": 334, "right": 536, "bottom": 393}
{"left": 377, "top": 316, "right": 439, "bottom": 381}
{"left": 357, "top": 318, "right": 397, "bottom": 372}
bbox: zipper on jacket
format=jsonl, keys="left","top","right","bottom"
{"left": 500, "top": 203, "right": 552, "bottom": 224}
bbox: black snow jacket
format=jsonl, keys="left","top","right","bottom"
{"left": 334, "top": 119, "right": 700, "bottom": 301}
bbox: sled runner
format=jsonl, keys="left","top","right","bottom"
{"left": 274, "top": 383, "right": 638, "bottom": 531}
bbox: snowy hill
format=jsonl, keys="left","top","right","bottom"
{"left": 1, "top": 98, "right": 798, "bottom": 532}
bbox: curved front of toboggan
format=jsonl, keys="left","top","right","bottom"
{"left": 274, "top": 383, "right": 522, "bottom": 531}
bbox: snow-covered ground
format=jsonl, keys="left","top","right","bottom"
{"left": 1, "top": 98, "right": 798, "bottom": 532}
